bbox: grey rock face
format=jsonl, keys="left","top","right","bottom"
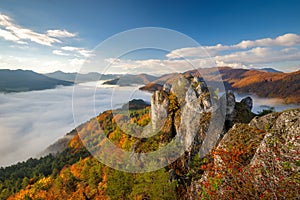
{"left": 273, "top": 109, "right": 300, "bottom": 132}
{"left": 218, "top": 91, "right": 236, "bottom": 129}
{"left": 221, "top": 93, "right": 254, "bottom": 130}
{"left": 170, "top": 75, "right": 190, "bottom": 104}
{"left": 249, "top": 109, "right": 300, "bottom": 191}
{"left": 150, "top": 75, "right": 215, "bottom": 162}
{"left": 151, "top": 75, "right": 231, "bottom": 172}
{"left": 249, "top": 112, "right": 279, "bottom": 130}
{"left": 227, "top": 91, "right": 236, "bottom": 114}
{"left": 224, "top": 91, "right": 236, "bottom": 116}
{"left": 241, "top": 96, "right": 253, "bottom": 111}
{"left": 150, "top": 90, "right": 169, "bottom": 132}
{"left": 163, "top": 83, "right": 171, "bottom": 93}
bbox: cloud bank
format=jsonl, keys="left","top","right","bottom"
{"left": 46, "top": 29, "right": 77, "bottom": 38}
{"left": 61, "top": 46, "right": 94, "bottom": 58}
{"left": 166, "top": 33, "right": 300, "bottom": 58}
{"left": 0, "top": 84, "right": 151, "bottom": 167}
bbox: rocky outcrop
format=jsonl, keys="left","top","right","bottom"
{"left": 224, "top": 93, "right": 255, "bottom": 130}
{"left": 241, "top": 96, "right": 253, "bottom": 111}
{"left": 186, "top": 108, "right": 300, "bottom": 200}
{"left": 150, "top": 75, "right": 215, "bottom": 156}
{"left": 149, "top": 74, "right": 299, "bottom": 200}
{"left": 149, "top": 74, "right": 255, "bottom": 181}
{"left": 151, "top": 90, "right": 169, "bottom": 132}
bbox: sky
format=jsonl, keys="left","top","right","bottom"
{"left": 0, "top": 0, "right": 300, "bottom": 73}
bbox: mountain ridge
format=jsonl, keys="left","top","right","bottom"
{"left": 250, "top": 67, "right": 283, "bottom": 73}
{"left": 45, "top": 70, "right": 118, "bottom": 83}
{"left": 140, "top": 67, "right": 300, "bottom": 104}
{"left": 0, "top": 69, "right": 73, "bottom": 93}
{"left": 103, "top": 73, "right": 158, "bottom": 86}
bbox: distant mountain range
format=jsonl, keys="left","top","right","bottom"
{"left": 216, "top": 67, "right": 299, "bottom": 103}
{"left": 140, "top": 67, "right": 300, "bottom": 104}
{"left": 45, "top": 70, "right": 118, "bottom": 83}
{"left": 0, "top": 69, "right": 73, "bottom": 93}
{"left": 1, "top": 67, "right": 299, "bottom": 104}
{"left": 251, "top": 67, "right": 283, "bottom": 73}
{"left": 103, "top": 73, "right": 158, "bottom": 86}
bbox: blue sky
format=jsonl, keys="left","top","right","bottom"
{"left": 0, "top": 0, "right": 300, "bottom": 73}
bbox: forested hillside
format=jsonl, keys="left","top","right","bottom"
{"left": 141, "top": 67, "right": 300, "bottom": 104}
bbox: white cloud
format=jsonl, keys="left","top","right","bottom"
{"left": 272, "top": 33, "right": 300, "bottom": 46}
{"left": 69, "top": 58, "right": 86, "bottom": 67}
{"left": 235, "top": 33, "right": 300, "bottom": 48}
{"left": 103, "top": 41, "right": 300, "bottom": 74}
{"left": 46, "top": 29, "right": 77, "bottom": 38}
{"left": 50, "top": 32, "right": 300, "bottom": 73}
{"left": 167, "top": 33, "right": 300, "bottom": 59}
{"left": 163, "top": 33, "right": 300, "bottom": 71}
{"left": 102, "top": 57, "right": 215, "bottom": 75}
{"left": 0, "top": 14, "right": 11, "bottom": 27}
{"left": 166, "top": 44, "right": 231, "bottom": 59}
{"left": 0, "top": 55, "right": 81, "bottom": 73}
{"left": 52, "top": 50, "right": 69, "bottom": 56}
{"left": 16, "top": 40, "right": 28, "bottom": 45}
{"left": 0, "top": 28, "right": 19, "bottom": 41}
{"left": 215, "top": 60, "right": 248, "bottom": 69}
{"left": 214, "top": 47, "right": 300, "bottom": 65}
{"left": 8, "top": 26, "right": 60, "bottom": 46}
{"left": 280, "top": 47, "right": 298, "bottom": 54}
{"left": 61, "top": 46, "right": 94, "bottom": 58}
{"left": 105, "top": 58, "right": 121, "bottom": 64}
{"left": 61, "top": 46, "right": 79, "bottom": 51}
{"left": 0, "top": 13, "right": 77, "bottom": 46}
{"left": 0, "top": 13, "right": 61, "bottom": 46}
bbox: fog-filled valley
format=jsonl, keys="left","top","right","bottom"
{"left": 0, "top": 82, "right": 151, "bottom": 167}
{"left": 1, "top": 81, "right": 298, "bottom": 167}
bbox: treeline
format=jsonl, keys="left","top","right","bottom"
{"left": 0, "top": 147, "right": 90, "bottom": 199}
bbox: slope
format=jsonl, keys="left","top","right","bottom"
{"left": 0, "top": 69, "right": 73, "bottom": 93}
{"left": 45, "top": 71, "right": 118, "bottom": 83}
{"left": 103, "top": 73, "right": 158, "bottom": 86}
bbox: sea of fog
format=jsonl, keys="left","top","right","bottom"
{"left": 0, "top": 82, "right": 152, "bottom": 167}
{"left": 0, "top": 83, "right": 299, "bottom": 167}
